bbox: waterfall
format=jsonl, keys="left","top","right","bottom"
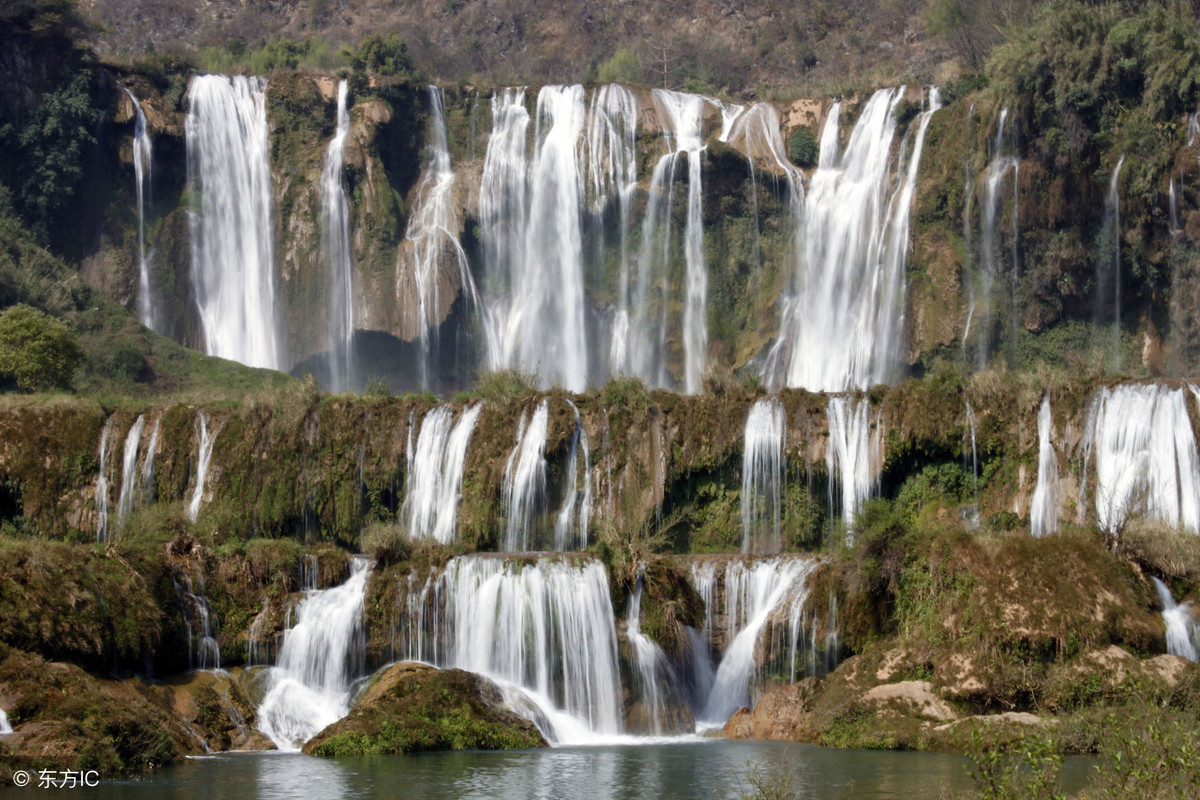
{"left": 186, "top": 74, "right": 280, "bottom": 370}
{"left": 484, "top": 86, "right": 589, "bottom": 391}
{"left": 124, "top": 88, "right": 156, "bottom": 332}
{"left": 769, "top": 87, "right": 941, "bottom": 392}
{"left": 247, "top": 599, "right": 272, "bottom": 666}
{"left": 142, "top": 415, "right": 160, "bottom": 504}
{"left": 586, "top": 85, "right": 639, "bottom": 378}
{"left": 502, "top": 400, "right": 550, "bottom": 551}
{"left": 321, "top": 79, "right": 355, "bottom": 392}
{"left": 826, "top": 396, "right": 883, "bottom": 539}
{"left": 116, "top": 414, "right": 145, "bottom": 526}
{"left": 1081, "top": 384, "right": 1200, "bottom": 536}
{"left": 0, "top": 707, "right": 10, "bottom": 734}
{"left": 698, "top": 557, "right": 819, "bottom": 726}
{"left": 726, "top": 103, "right": 805, "bottom": 274}
{"left": 396, "top": 555, "right": 623, "bottom": 742}
{"left": 657, "top": 90, "right": 710, "bottom": 394}
{"left": 403, "top": 86, "right": 481, "bottom": 389}
{"left": 626, "top": 574, "right": 671, "bottom": 734}
{"left": 302, "top": 554, "right": 320, "bottom": 591}
{"left": 686, "top": 562, "right": 718, "bottom": 711}
{"left": 1170, "top": 177, "right": 1181, "bottom": 235}
{"left": 742, "top": 398, "right": 786, "bottom": 555}
{"left": 174, "top": 568, "right": 221, "bottom": 671}
{"left": 479, "top": 88, "right": 530, "bottom": 371}
{"left": 257, "top": 557, "right": 370, "bottom": 751}
{"left": 403, "top": 403, "right": 482, "bottom": 544}
{"left": 965, "top": 399, "right": 980, "bottom": 526}
{"left": 1152, "top": 578, "right": 1199, "bottom": 662}
{"left": 1030, "top": 395, "right": 1059, "bottom": 537}
{"left": 961, "top": 105, "right": 977, "bottom": 356}
{"left": 95, "top": 417, "right": 116, "bottom": 543}
{"left": 188, "top": 412, "right": 221, "bottom": 522}
{"left": 1098, "top": 157, "right": 1125, "bottom": 368}
{"left": 977, "top": 108, "right": 1020, "bottom": 369}
{"left": 553, "top": 399, "right": 592, "bottom": 551}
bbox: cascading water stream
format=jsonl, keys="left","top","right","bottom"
{"left": 0, "top": 708, "right": 10, "bottom": 734}
{"left": 186, "top": 74, "right": 280, "bottom": 370}
{"left": 1152, "top": 578, "right": 1199, "bottom": 662}
{"left": 321, "top": 79, "right": 355, "bottom": 392}
{"left": 826, "top": 396, "right": 883, "bottom": 539}
{"left": 174, "top": 569, "right": 221, "bottom": 671}
{"left": 95, "top": 417, "right": 116, "bottom": 543}
{"left": 656, "top": 90, "right": 710, "bottom": 394}
{"left": 741, "top": 398, "right": 786, "bottom": 555}
{"left": 1081, "top": 384, "right": 1200, "bottom": 536}
{"left": 396, "top": 555, "right": 623, "bottom": 743}
{"left": 698, "top": 557, "right": 819, "bottom": 727}
{"left": 553, "top": 399, "right": 592, "bottom": 551}
{"left": 116, "top": 413, "right": 145, "bottom": 527}
{"left": 486, "top": 86, "right": 589, "bottom": 391}
{"left": 124, "top": 88, "right": 156, "bottom": 332}
{"left": 257, "top": 557, "right": 371, "bottom": 750}
{"left": 769, "top": 87, "right": 940, "bottom": 392}
{"left": 503, "top": 400, "right": 549, "bottom": 551}
{"left": 403, "top": 86, "right": 481, "bottom": 389}
{"left": 403, "top": 403, "right": 482, "bottom": 544}
{"left": 726, "top": 103, "right": 805, "bottom": 276}
{"left": 1030, "top": 395, "right": 1059, "bottom": 537}
{"left": 626, "top": 574, "right": 671, "bottom": 735}
{"left": 585, "top": 85, "right": 639, "bottom": 378}
{"left": 479, "top": 88, "right": 530, "bottom": 371}
{"left": 977, "top": 108, "right": 1019, "bottom": 369}
{"left": 1097, "top": 157, "right": 1125, "bottom": 368}
{"left": 188, "top": 412, "right": 221, "bottom": 522}
{"left": 142, "top": 415, "right": 160, "bottom": 504}
{"left": 964, "top": 399, "right": 980, "bottom": 526}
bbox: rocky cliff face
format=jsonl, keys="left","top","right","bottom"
{"left": 80, "top": 69, "right": 1200, "bottom": 394}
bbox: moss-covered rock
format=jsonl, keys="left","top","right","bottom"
{"left": 303, "top": 662, "right": 546, "bottom": 756}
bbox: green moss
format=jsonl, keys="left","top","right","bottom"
{"left": 304, "top": 664, "right": 545, "bottom": 756}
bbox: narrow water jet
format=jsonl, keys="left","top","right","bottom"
{"left": 95, "top": 417, "right": 116, "bottom": 543}
{"left": 174, "top": 568, "right": 221, "bottom": 671}
{"left": 321, "top": 79, "right": 355, "bottom": 392}
{"left": 626, "top": 574, "right": 671, "bottom": 734}
{"left": 188, "top": 412, "right": 221, "bottom": 522}
{"left": 741, "top": 398, "right": 785, "bottom": 555}
{"left": 116, "top": 413, "right": 145, "bottom": 526}
{"left": 124, "top": 88, "right": 156, "bottom": 331}
{"left": 1030, "top": 395, "right": 1059, "bottom": 537}
{"left": 1097, "top": 157, "right": 1125, "bottom": 369}
{"left": 585, "top": 85, "right": 639, "bottom": 379}
{"left": 553, "top": 399, "right": 592, "bottom": 551}
{"left": 503, "top": 400, "right": 549, "bottom": 551}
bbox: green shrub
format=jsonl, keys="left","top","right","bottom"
{"left": 0, "top": 303, "right": 83, "bottom": 391}
{"left": 788, "top": 126, "right": 818, "bottom": 168}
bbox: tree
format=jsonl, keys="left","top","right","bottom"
{"left": 0, "top": 72, "right": 101, "bottom": 243}
{"left": 0, "top": 304, "right": 83, "bottom": 391}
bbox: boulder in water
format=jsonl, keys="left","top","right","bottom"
{"left": 303, "top": 662, "right": 546, "bottom": 756}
